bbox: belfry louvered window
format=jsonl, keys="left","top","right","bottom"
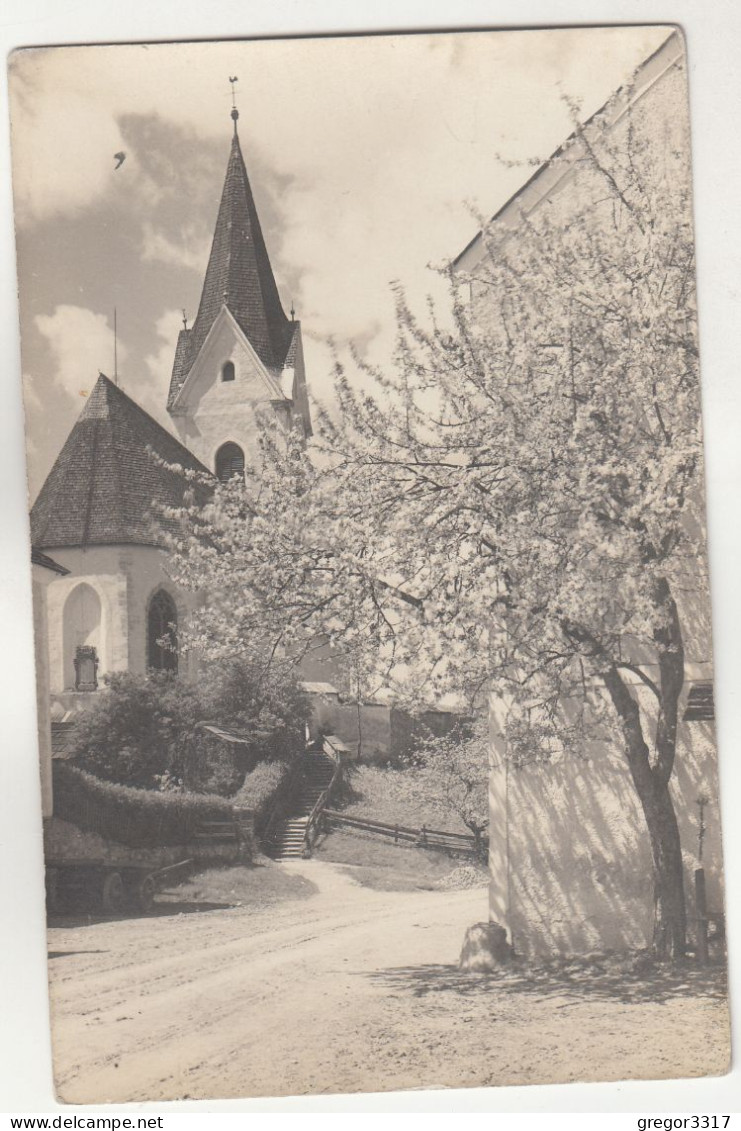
{"left": 215, "top": 441, "right": 245, "bottom": 483}
{"left": 222, "top": 360, "right": 235, "bottom": 382}
{"left": 148, "top": 590, "right": 178, "bottom": 673}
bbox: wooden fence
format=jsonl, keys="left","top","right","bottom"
{"left": 322, "top": 809, "right": 486, "bottom": 857}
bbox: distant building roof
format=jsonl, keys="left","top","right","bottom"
{"left": 299, "top": 681, "right": 340, "bottom": 697}
{"left": 31, "top": 547, "right": 69, "bottom": 575}
{"left": 30, "top": 374, "right": 212, "bottom": 551}
{"left": 168, "top": 127, "right": 295, "bottom": 409}
{"left": 197, "top": 722, "right": 254, "bottom": 746}
{"left": 50, "top": 721, "right": 75, "bottom": 759}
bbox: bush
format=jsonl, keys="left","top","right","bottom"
{"left": 199, "top": 661, "right": 309, "bottom": 765}
{"left": 52, "top": 761, "right": 235, "bottom": 848}
{"left": 233, "top": 759, "right": 294, "bottom": 834}
{"left": 66, "top": 671, "right": 202, "bottom": 789}
{"left": 66, "top": 660, "right": 310, "bottom": 792}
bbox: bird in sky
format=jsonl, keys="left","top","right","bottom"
{"left": 113, "top": 151, "right": 126, "bottom": 170}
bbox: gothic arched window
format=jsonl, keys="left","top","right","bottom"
{"left": 148, "top": 590, "right": 178, "bottom": 673}
{"left": 221, "top": 360, "right": 235, "bottom": 382}
{"left": 215, "top": 441, "right": 245, "bottom": 483}
{"left": 63, "top": 582, "right": 102, "bottom": 691}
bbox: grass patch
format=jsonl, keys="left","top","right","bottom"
{"left": 341, "top": 765, "right": 470, "bottom": 834}
{"left": 314, "top": 829, "right": 460, "bottom": 891}
{"left": 159, "top": 860, "right": 318, "bottom": 912}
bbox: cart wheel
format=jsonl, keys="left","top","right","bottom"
{"left": 137, "top": 875, "right": 156, "bottom": 912}
{"left": 101, "top": 871, "right": 125, "bottom": 912}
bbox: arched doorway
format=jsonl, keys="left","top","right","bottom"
{"left": 147, "top": 590, "right": 178, "bottom": 673}
{"left": 215, "top": 441, "right": 245, "bottom": 483}
{"left": 62, "top": 583, "right": 102, "bottom": 690}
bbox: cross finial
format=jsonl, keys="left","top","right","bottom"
{"left": 229, "top": 76, "right": 239, "bottom": 132}
{"left": 290, "top": 299, "right": 296, "bottom": 321}
{"left": 182, "top": 308, "right": 188, "bottom": 331}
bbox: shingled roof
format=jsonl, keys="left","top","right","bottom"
{"left": 168, "top": 125, "right": 294, "bottom": 410}
{"left": 31, "top": 374, "right": 212, "bottom": 550}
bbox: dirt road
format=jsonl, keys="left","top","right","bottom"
{"left": 47, "top": 861, "right": 728, "bottom": 1103}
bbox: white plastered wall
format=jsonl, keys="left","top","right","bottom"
{"left": 169, "top": 308, "right": 293, "bottom": 473}
{"left": 42, "top": 544, "right": 196, "bottom": 696}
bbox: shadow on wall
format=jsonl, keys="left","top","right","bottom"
{"left": 508, "top": 750, "right": 655, "bottom": 957}
{"left": 505, "top": 697, "right": 723, "bottom": 958}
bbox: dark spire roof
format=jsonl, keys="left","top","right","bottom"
{"left": 31, "top": 375, "right": 212, "bottom": 550}
{"left": 167, "top": 127, "right": 293, "bottom": 409}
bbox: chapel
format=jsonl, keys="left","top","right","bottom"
{"left": 30, "top": 104, "right": 311, "bottom": 716}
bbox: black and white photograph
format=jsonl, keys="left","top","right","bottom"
{"left": 3, "top": 15, "right": 735, "bottom": 1109}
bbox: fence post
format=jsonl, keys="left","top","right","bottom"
{"left": 231, "top": 805, "right": 255, "bottom": 861}
{"left": 695, "top": 867, "right": 709, "bottom": 965}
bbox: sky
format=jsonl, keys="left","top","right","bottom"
{"left": 8, "top": 25, "right": 670, "bottom": 500}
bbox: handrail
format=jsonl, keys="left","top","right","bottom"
{"left": 303, "top": 785, "right": 331, "bottom": 849}
{"left": 302, "top": 757, "right": 343, "bottom": 855}
{"left": 321, "top": 734, "right": 351, "bottom": 764}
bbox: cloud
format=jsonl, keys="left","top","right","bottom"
{"left": 22, "top": 372, "right": 43, "bottom": 414}
{"left": 12, "top": 28, "right": 671, "bottom": 492}
{"left": 141, "top": 308, "right": 185, "bottom": 427}
{"left": 9, "top": 76, "right": 127, "bottom": 223}
{"left": 34, "top": 304, "right": 126, "bottom": 397}
{"left": 141, "top": 222, "right": 211, "bottom": 274}
{"left": 8, "top": 30, "right": 668, "bottom": 228}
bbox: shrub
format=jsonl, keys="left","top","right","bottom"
{"left": 66, "top": 659, "right": 310, "bottom": 792}
{"left": 67, "top": 671, "right": 202, "bottom": 789}
{"left": 52, "top": 761, "right": 235, "bottom": 848}
{"left": 233, "top": 759, "right": 295, "bottom": 834}
{"left": 199, "top": 660, "right": 309, "bottom": 765}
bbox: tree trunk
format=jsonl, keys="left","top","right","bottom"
{"left": 632, "top": 770, "right": 687, "bottom": 959}
{"left": 602, "top": 663, "right": 686, "bottom": 959}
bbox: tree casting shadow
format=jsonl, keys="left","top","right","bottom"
{"left": 369, "top": 956, "right": 727, "bottom": 1006}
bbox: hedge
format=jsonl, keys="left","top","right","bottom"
{"left": 52, "top": 761, "right": 237, "bottom": 848}
{"left": 233, "top": 760, "right": 295, "bottom": 835}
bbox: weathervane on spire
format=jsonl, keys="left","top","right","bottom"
{"left": 229, "top": 76, "right": 239, "bottom": 132}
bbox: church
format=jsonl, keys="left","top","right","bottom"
{"left": 30, "top": 103, "right": 312, "bottom": 718}
{"left": 27, "top": 33, "right": 725, "bottom": 959}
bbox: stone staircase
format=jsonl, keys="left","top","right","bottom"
{"left": 269, "top": 752, "right": 337, "bottom": 859}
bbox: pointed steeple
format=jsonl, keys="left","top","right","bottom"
{"left": 168, "top": 115, "right": 292, "bottom": 409}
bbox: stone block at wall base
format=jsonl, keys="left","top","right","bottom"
{"left": 459, "top": 921, "right": 513, "bottom": 971}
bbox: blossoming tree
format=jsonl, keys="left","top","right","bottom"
{"left": 167, "top": 93, "right": 707, "bottom": 959}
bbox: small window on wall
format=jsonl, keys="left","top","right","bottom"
{"left": 216, "top": 441, "right": 245, "bottom": 483}
{"left": 148, "top": 590, "right": 178, "bottom": 673}
{"left": 222, "top": 361, "right": 235, "bottom": 382}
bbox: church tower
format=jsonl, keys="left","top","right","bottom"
{"left": 167, "top": 103, "right": 312, "bottom": 479}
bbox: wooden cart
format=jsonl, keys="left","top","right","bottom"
{"left": 45, "top": 857, "right": 191, "bottom": 914}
